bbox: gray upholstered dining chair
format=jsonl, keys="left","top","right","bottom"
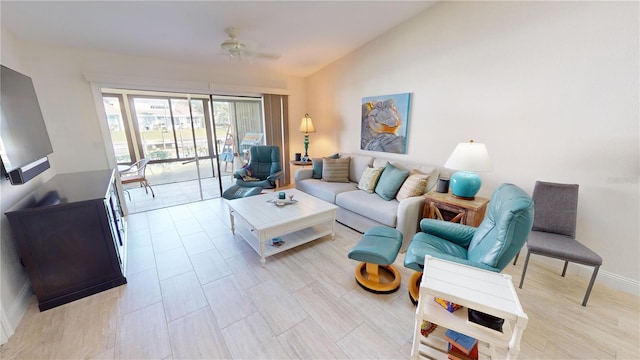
{"left": 516, "top": 181, "right": 602, "bottom": 306}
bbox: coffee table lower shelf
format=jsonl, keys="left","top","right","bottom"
{"left": 234, "top": 223, "right": 334, "bottom": 265}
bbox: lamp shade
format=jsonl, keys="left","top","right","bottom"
{"left": 299, "top": 114, "right": 316, "bottom": 133}
{"left": 444, "top": 140, "right": 491, "bottom": 172}
{"left": 444, "top": 140, "right": 491, "bottom": 199}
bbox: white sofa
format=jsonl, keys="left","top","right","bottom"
{"left": 294, "top": 153, "right": 441, "bottom": 252}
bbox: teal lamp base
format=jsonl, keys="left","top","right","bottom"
{"left": 449, "top": 171, "right": 481, "bottom": 200}
{"left": 303, "top": 134, "right": 310, "bottom": 158}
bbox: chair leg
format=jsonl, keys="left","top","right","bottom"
{"left": 561, "top": 260, "right": 569, "bottom": 277}
{"left": 582, "top": 265, "right": 600, "bottom": 306}
{"left": 519, "top": 252, "right": 532, "bottom": 289}
{"left": 145, "top": 181, "right": 155, "bottom": 197}
{"left": 513, "top": 252, "right": 519, "bottom": 265}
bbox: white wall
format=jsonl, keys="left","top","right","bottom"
{"left": 0, "top": 28, "right": 57, "bottom": 344}
{"left": 0, "top": 28, "right": 305, "bottom": 342}
{"left": 306, "top": 1, "right": 639, "bottom": 290}
{"left": 17, "top": 43, "right": 306, "bottom": 175}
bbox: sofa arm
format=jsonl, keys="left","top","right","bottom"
{"left": 396, "top": 196, "right": 426, "bottom": 253}
{"left": 294, "top": 168, "right": 314, "bottom": 183}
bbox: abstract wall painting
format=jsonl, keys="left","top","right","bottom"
{"left": 361, "top": 93, "right": 411, "bottom": 154}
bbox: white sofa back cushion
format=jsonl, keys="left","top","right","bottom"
{"left": 340, "top": 153, "right": 374, "bottom": 183}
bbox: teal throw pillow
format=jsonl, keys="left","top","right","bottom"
{"left": 312, "top": 153, "right": 339, "bottom": 179}
{"left": 375, "top": 162, "right": 410, "bottom": 201}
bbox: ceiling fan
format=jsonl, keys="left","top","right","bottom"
{"left": 220, "top": 27, "right": 280, "bottom": 60}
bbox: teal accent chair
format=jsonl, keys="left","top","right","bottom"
{"left": 234, "top": 145, "right": 283, "bottom": 189}
{"left": 404, "top": 183, "right": 534, "bottom": 303}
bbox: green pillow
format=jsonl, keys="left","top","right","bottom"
{"left": 375, "top": 162, "right": 410, "bottom": 201}
{"left": 312, "top": 153, "right": 339, "bottom": 179}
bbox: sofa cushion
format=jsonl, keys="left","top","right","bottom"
{"left": 396, "top": 170, "right": 430, "bottom": 201}
{"left": 336, "top": 190, "right": 399, "bottom": 227}
{"left": 341, "top": 153, "right": 374, "bottom": 183}
{"left": 312, "top": 153, "right": 339, "bottom": 179}
{"left": 375, "top": 162, "right": 410, "bottom": 201}
{"left": 322, "top": 157, "right": 350, "bottom": 182}
{"left": 357, "top": 167, "right": 383, "bottom": 193}
{"left": 372, "top": 158, "right": 440, "bottom": 193}
{"left": 296, "top": 179, "right": 357, "bottom": 203}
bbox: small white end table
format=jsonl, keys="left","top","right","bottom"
{"left": 411, "top": 256, "right": 528, "bottom": 360}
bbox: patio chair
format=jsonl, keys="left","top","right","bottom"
{"left": 120, "top": 158, "right": 155, "bottom": 199}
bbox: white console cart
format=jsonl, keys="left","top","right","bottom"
{"left": 410, "top": 256, "right": 528, "bottom": 360}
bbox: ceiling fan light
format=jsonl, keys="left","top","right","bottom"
{"left": 221, "top": 39, "right": 245, "bottom": 52}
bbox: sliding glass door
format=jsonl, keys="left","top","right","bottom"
{"left": 102, "top": 90, "right": 265, "bottom": 213}
{"left": 211, "top": 97, "right": 265, "bottom": 172}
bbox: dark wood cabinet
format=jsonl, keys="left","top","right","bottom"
{"left": 6, "top": 169, "right": 127, "bottom": 311}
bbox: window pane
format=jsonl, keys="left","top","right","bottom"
{"left": 132, "top": 98, "right": 177, "bottom": 161}
{"left": 102, "top": 96, "right": 131, "bottom": 163}
{"left": 170, "top": 99, "right": 210, "bottom": 159}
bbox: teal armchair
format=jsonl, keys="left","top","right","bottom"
{"left": 404, "top": 183, "right": 534, "bottom": 303}
{"left": 234, "top": 145, "right": 283, "bottom": 189}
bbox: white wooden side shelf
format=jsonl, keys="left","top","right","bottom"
{"left": 411, "top": 256, "right": 528, "bottom": 360}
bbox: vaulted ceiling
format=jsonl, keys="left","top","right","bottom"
{"left": 2, "top": 1, "right": 436, "bottom": 77}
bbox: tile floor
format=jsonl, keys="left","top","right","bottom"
{"left": 1, "top": 198, "right": 639, "bottom": 359}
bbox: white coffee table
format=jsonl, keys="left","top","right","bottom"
{"left": 227, "top": 189, "right": 338, "bottom": 266}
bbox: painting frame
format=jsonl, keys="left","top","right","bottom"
{"left": 360, "top": 92, "right": 411, "bottom": 154}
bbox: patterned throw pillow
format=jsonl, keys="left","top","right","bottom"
{"left": 312, "top": 153, "right": 339, "bottom": 179}
{"left": 322, "top": 157, "right": 350, "bottom": 182}
{"left": 357, "top": 167, "right": 383, "bottom": 193}
{"left": 375, "top": 162, "right": 410, "bottom": 201}
{"left": 396, "top": 170, "right": 430, "bottom": 201}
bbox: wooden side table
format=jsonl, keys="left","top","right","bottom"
{"left": 411, "top": 256, "right": 528, "bottom": 359}
{"left": 423, "top": 191, "right": 489, "bottom": 227}
{"left": 290, "top": 160, "right": 313, "bottom": 167}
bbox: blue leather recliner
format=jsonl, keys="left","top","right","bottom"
{"left": 404, "top": 183, "right": 534, "bottom": 303}
{"left": 234, "top": 145, "right": 283, "bottom": 189}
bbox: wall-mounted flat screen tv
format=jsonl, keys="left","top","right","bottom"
{"left": 1, "top": 64, "right": 53, "bottom": 184}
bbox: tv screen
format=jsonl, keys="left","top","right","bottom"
{"left": 0, "top": 65, "right": 53, "bottom": 177}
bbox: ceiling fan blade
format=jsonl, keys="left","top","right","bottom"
{"left": 251, "top": 52, "right": 280, "bottom": 60}
{"left": 219, "top": 26, "right": 279, "bottom": 61}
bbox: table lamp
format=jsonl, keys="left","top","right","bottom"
{"left": 299, "top": 113, "right": 316, "bottom": 160}
{"left": 444, "top": 140, "right": 491, "bottom": 200}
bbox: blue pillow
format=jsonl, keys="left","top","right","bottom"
{"left": 375, "top": 162, "right": 410, "bottom": 201}
{"left": 312, "top": 153, "right": 339, "bottom": 179}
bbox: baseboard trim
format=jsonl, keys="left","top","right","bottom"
{"left": 1, "top": 280, "right": 32, "bottom": 345}
{"left": 1, "top": 308, "right": 10, "bottom": 344}
{"left": 586, "top": 267, "right": 639, "bottom": 296}
{"left": 528, "top": 256, "right": 639, "bottom": 296}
